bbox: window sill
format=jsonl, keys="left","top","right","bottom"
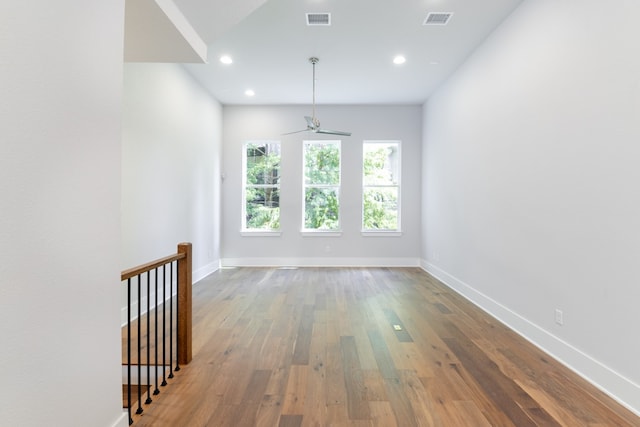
{"left": 300, "top": 230, "right": 343, "bottom": 237}
{"left": 361, "top": 231, "right": 402, "bottom": 237}
{"left": 241, "top": 230, "right": 282, "bottom": 237}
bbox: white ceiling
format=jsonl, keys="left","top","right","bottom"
{"left": 172, "top": 0, "right": 525, "bottom": 105}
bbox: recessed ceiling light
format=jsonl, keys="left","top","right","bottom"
{"left": 393, "top": 55, "right": 406, "bottom": 65}
{"left": 245, "top": 89, "right": 255, "bottom": 97}
{"left": 220, "top": 55, "right": 233, "bottom": 64}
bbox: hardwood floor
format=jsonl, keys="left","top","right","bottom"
{"left": 129, "top": 267, "right": 639, "bottom": 426}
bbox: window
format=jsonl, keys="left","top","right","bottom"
{"left": 362, "top": 141, "right": 400, "bottom": 231}
{"left": 242, "top": 141, "right": 281, "bottom": 231}
{"left": 303, "top": 140, "right": 341, "bottom": 231}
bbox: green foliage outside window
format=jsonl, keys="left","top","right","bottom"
{"left": 304, "top": 142, "right": 340, "bottom": 230}
{"left": 244, "top": 142, "right": 280, "bottom": 230}
{"left": 244, "top": 140, "right": 398, "bottom": 232}
{"left": 363, "top": 188, "right": 398, "bottom": 229}
{"left": 245, "top": 188, "right": 280, "bottom": 229}
{"left": 362, "top": 143, "right": 400, "bottom": 230}
{"left": 305, "top": 188, "right": 339, "bottom": 229}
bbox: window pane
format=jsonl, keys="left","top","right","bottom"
{"left": 304, "top": 188, "right": 339, "bottom": 230}
{"left": 303, "top": 140, "right": 341, "bottom": 231}
{"left": 363, "top": 188, "right": 398, "bottom": 230}
{"left": 363, "top": 143, "right": 399, "bottom": 186}
{"left": 244, "top": 141, "right": 280, "bottom": 231}
{"left": 246, "top": 143, "right": 280, "bottom": 185}
{"left": 362, "top": 141, "right": 400, "bottom": 232}
{"left": 304, "top": 142, "right": 340, "bottom": 185}
{"left": 245, "top": 188, "right": 280, "bottom": 230}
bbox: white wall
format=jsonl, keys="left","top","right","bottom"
{"left": 122, "top": 63, "right": 222, "bottom": 282}
{"left": 422, "top": 0, "right": 640, "bottom": 415}
{"left": 222, "top": 105, "right": 422, "bottom": 266}
{"left": 0, "top": 2, "right": 127, "bottom": 427}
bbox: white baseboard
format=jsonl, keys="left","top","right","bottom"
{"left": 420, "top": 259, "right": 640, "bottom": 418}
{"left": 111, "top": 412, "right": 129, "bottom": 427}
{"left": 221, "top": 257, "right": 420, "bottom": 267}
{"left": 120, "top": 284, "right": 177, "bottom": 327}
{"left": 193, "top": 260, "right": 219, "bottom": 283}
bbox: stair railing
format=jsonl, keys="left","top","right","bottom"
{"left": 120, "top": 242, "right": 192, "bottom": 425}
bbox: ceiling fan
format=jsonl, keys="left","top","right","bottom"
{"left": 283, "top": 57, "right": 352, "bottom": 136}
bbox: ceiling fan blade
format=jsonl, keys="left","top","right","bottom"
{"left": 282, "top": 129, "right": 309, "bottom": 135}
{"left": 316, "top": 128, "right": 352, "bottom": 136}
{"left": 283, "top": 115, "right": 317, "bottom": 134}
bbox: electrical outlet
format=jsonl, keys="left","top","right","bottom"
{"left": 555, "top": 309, "right": 564, "bottom": 326}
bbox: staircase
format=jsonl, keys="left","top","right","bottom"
{"left": 120, "top": 243, "right": 193, "bottom": 424}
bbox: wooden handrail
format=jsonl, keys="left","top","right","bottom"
{"left": 121, "top": 252, "right": 186, "bottom": 281}
{"left": 121, "top": 242, "right": 192, "bottom": 364}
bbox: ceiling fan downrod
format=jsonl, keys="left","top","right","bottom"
{"left": 281, "top": 56, "right": 351, "bottom": 136}
{"left": 309, "top": 57, "right": 318, "bottom": 123}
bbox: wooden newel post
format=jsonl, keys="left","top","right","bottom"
{"left": 177, "top": 242, "right": 192, "bottom": 365}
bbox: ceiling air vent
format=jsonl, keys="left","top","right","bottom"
{"left": 306, "top": 13, "right": 331, "bottom": 26}
{"left": 423, "top": 12, "right": 453, "bottom": 26}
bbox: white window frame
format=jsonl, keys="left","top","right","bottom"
{"left": 301, "top": 140, "right": 342, "bottom": 236}
{"left": 361, "top": 140, "right": 401, "bottom": 236}
{"left": 241, "top": 140, "right": 282, "bottom": 236}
